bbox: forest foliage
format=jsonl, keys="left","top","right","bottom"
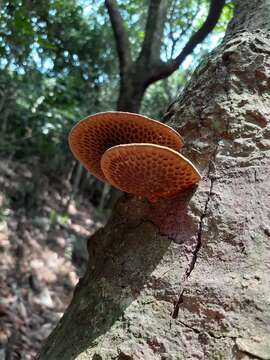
{"left": 0, "top": 0, "right": 232, "bottom": 182}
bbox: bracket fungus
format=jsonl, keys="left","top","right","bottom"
{"left": 69, "top": 111, "right": 201, "bottom": 202}
{"left": 101, "top": 144, "right": 201, "bottom": 203}
{"left": 69, "top": 111, "right": 183, "bottom": 182}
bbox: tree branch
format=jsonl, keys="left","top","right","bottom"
{"left": 170, "top": 1, "right": 202, "bottom": 59}
{"left": 146, "top": 0, "right": 226, "bottom": 84}
{"left": 172, "top": 0, "right": 225, "bottom": 68}
{"left": 138, "top": 0, "right": 169, "bottom": 63}
{"left": 105, "top": 0, "right": 132, "bottom": 74}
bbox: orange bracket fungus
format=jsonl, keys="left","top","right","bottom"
{"left": 101, "top": 144, "right": 201, "bottom": 203}
{"left": 69, "top": 111, "right": 201, "bottom": 202}
{"left": 69, "top": 111, "right": 183, "bottom": 182}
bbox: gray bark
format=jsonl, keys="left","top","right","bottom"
{"left": 39, "top": 0, "right": 270, "bottom": 358}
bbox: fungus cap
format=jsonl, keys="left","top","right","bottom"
{"left": 69, "top": 111, "right": 183, "bottom": 182}
{"left": 101, "top": 143, "right": 201, "bottom": 202}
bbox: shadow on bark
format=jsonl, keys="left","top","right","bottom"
{"left": 39, "top": 189, "right": 197, "bottom": 359}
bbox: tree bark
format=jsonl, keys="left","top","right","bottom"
{"left": 116, "top": 72, "right": 145, "bottom": 113}
{"left": 39, "top": 0, "right": 270, "bottom": 358}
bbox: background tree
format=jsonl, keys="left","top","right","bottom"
{"left": 105, "top": 0, "right": 226, "bottom": 113}
{"left": 38, "top": 0, "right": 270, "bottom": 359}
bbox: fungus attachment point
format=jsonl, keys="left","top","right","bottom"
{"left": 69, "top": 112, "right": 183, "bottom": 182}
{"left": 101, "top": 144, "right": 201, "bottom": 202}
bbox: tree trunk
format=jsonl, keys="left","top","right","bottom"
{"left": 116, "top": 73, "right": 146, "bottom": 113}
{"left": 106, "top": 0, "right": 225, "bottom": 115}
{"left": 39, "top": 0, "right": 270, "bottom": 358}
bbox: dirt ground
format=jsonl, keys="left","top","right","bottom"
{"left": 0, "top": 159, "right": 105, "bottom": 359}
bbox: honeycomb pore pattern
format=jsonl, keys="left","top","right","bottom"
{"left": 101, "top": 143, "right": 201, "bottom": 202}
{"left": 69, "top": 112, "right": 183, "bottom": 182}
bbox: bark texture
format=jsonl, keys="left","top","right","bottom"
{"left": 39, "top": 0, "right": 270, "bottom": 358}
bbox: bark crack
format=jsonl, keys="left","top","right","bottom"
{"left": 237, "top": 348, "right": 267, "bottom": 360}
{"left": 178, "top": 319, "right": 238, "bottom": 342}
{"left": 178, "top": 319, "right": 200, "bottom": 334}
{"left": 172, "top": 159, "right": 216, "bottom": 318}
{"left": 186, "top": 160, "right": 215, "bottom": 278}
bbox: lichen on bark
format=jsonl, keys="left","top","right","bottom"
{"left": 39, "top": 1, "right": 270, "bottom": 359}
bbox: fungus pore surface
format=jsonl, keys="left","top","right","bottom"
{"left": 69, "top": 112, "right": 183, "bottom": 182}
{"left": 101, "top": 144, "right": 201, "bottom": 202}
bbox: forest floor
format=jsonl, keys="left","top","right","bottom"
{"left": 0, "top": 158, "right": 106, "bottom": 359}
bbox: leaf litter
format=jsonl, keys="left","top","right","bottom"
{"left": 0, "top": 159, "right": 104, "bottom": 359}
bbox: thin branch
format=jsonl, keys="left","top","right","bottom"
{"left": 105, "top": 0, "right": 132, "bottom": 73}
{"left": 138, "top": 0, "right": 169, "bottom": 63}
{"left": 170, "top": 1, "right": 202, "bottom": 58}
{"left": 167, "top": 0, "right": 178, "bottom": 59}
{"left": 146, "top": 0, "right": 225, "bottom": 84}
{"left": 172, "top": 0, "right": 225, "bottom": 69}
